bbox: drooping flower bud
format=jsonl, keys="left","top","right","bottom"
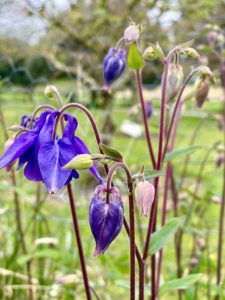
{"left": 145, "top": 101, "right": 153, "bottom": 119}
{"left": 89, "top": 184, "right": 124, "bottom": 257}
{"left": 124, "top": 24, "right": 140, "bottom": 43}
{"left": 165, "top": 63, "right": 184, "bottom": 102}
{"left": 44, "top": 85, "right": 59, "bottom": 98}
{"left": 181, "top": 47, "right": 200, "bottom": 59}
{"left": 102, "top": 48, "right": 126, "bottom": 91}
{"left": 143, "top": 46, "right": 158, "bottom": 61}
{"left": 62, "top": 154, "right": 93, "bottom": 170}
{"left": 195, "top": 78, "right": 210, "bottom": 109}
{"left": 136, "top": 181, "right": 155, "bottom": 217}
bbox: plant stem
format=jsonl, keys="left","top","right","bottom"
{"left": 162, "top": 68, "right": 199, "bottom": 160}
{"left": 136, "top": 70, "right": 156, "bottom": 168}
{"left": 67, "top": 183, "right": 92, "bottom": 300}
{"left": 106, "top": 162, "right": 136, "bottom": 300}
{"left": 156, "top": 163, "right": 171, "bottom": 290}
{"left": 215, "top": 52, "right": 225, "bottom": 300}
{"left": 140, "top": 49, "right": 175, "bottom": 300}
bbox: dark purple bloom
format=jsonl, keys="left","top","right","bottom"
{"left": 0, "top": 110, "right": 103, "bottom": 193}
{"left": 102, "top": 47, "right": 126, "bottom": 90}
{"left": 89, "top": 184, "right": 124, "bottom": 257}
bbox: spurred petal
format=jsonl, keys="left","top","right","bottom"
{"left": 38, "top": 112, "right": 72, "bottom": 193}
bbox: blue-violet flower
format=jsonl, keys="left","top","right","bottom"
{"left": 0, "top": 110, "right": 103, "bottom": 193}
{"left": 102, "top": 47, "right": 126, "bottom": 91}
{"left": 89, "top": 184, "right": 124, "bottom": 257}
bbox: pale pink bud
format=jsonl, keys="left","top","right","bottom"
{"left": 124, "top": 25, "right": 140, "bottom": 43}
{"left": 165, "top": 64, "right": 184, "bottom": 102}
{"left": 195, "top": 78, "right": 210, "bottom": 109}
{"left": 136, "top": 181, "right": 155, "bottom": 217}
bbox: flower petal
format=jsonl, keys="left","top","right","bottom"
{"left": 0, "top": 132, "right": 37, "bottom": 169}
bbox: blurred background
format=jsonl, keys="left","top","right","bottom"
{"left": 0, "top": 0, "right": 224, "bottom": 299}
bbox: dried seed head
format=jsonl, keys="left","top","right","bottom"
{"left": 195, "top": 78, "right": 210, "bottom": 109}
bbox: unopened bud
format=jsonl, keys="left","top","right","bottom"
{"left": 208, "top": 30, "right": 218, "bottom": 45}
{"left": 62, "top": 154, "right": 93, "bottom": 170}
{"left": 198, "top": 66, "right": 214, "bottom": 83}
{"left": 44, "top": 85, "right": 59, "bottom": 98}
{"left": 195, "top": 78, "right": 210, "bottom": 109}
{"left": 124, "top": 24, "right": 140, "bottom": 43}
{"left": 182, "top": 47, "right": 200, "bottom": 59}
{"left": 89, "top": 185, "right": 124, "bottom": 257}
{"left": 145, "top": 102, "right": 153, "bottom": 119}
{"left": 136, "top": 181, "right": 155, "bottom": 217}
{"left": 166, "top": 64, "right": 184, "bottom": 102}
{"left": 102, "top": 48, "right": 127, "bottom": 91}
{"left": 143, "top": 46, "right": 157, "bottom": 61}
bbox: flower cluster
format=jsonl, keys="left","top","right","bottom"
{"left": 0, "top": 110, "right": 102, "bottom": 193}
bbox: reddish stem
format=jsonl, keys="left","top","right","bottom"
{"left": 136, "top": 70, "right": 156, "bottom": 169}
{"left": 67, "top": 183, "right": 92, "bottom": 300}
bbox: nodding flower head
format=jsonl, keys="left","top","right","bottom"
{"left": 89, "top": 184, "right": 124, "bottom": 257}
{"left": 102, "top": 47, "right": 127, "bottom": 92}
{"left": 0, "top": 110, "right": 103, "bottom": 193}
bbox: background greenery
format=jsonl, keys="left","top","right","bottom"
{"left": 0, "top": 0, "right": 224, "bottom": 299}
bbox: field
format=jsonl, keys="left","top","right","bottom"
{"left": 0, "top": 82, "right": 223, "bottom": 299}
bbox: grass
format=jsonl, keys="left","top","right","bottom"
{"left": 0, "top": 83, "right": 224, "bottom": 299}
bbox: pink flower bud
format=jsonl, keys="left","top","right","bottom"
{"left": 124, "top": 24, "right": 140, "bottom": 43}
{"left": 165, "top": 64, "right": 184, "bottom": 102}
{"left": 136, "top": 181, "right": 155, "bottom": 217}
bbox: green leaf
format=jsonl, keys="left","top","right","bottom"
{"left": 160, "top": 274, "right": 202, "bottom": 295}
{"left": 128, "top": 43, "right": 145, "bottom": 70}
{"left": 99, "top": 143, "right": 123, "bottom": 160}
{"left": 150, "top": 218, "right": 183, "bottom": 255}
{"left": 176, "top": 40, "right": 194, "bottom": 51}
{"left": 165, "top": 145, "right": 201, "bottom": 161}
{"left": 18, "top": 249, "right": 61, "bottom": 265}
{"left": 144, "top": 169, "right": 165, "bottom": 180}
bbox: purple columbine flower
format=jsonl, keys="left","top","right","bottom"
{"left": 89, "top": 184, "right": 124, "bottom": 257}
{"left": 102, "top": 47, "right": 127, "bottom": 91}
{"left": 0, "top": 110, "right": 103, "bottom": 193}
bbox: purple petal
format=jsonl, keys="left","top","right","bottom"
{"left": 0, "top": 132, "right": 37, "bottom": 169}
